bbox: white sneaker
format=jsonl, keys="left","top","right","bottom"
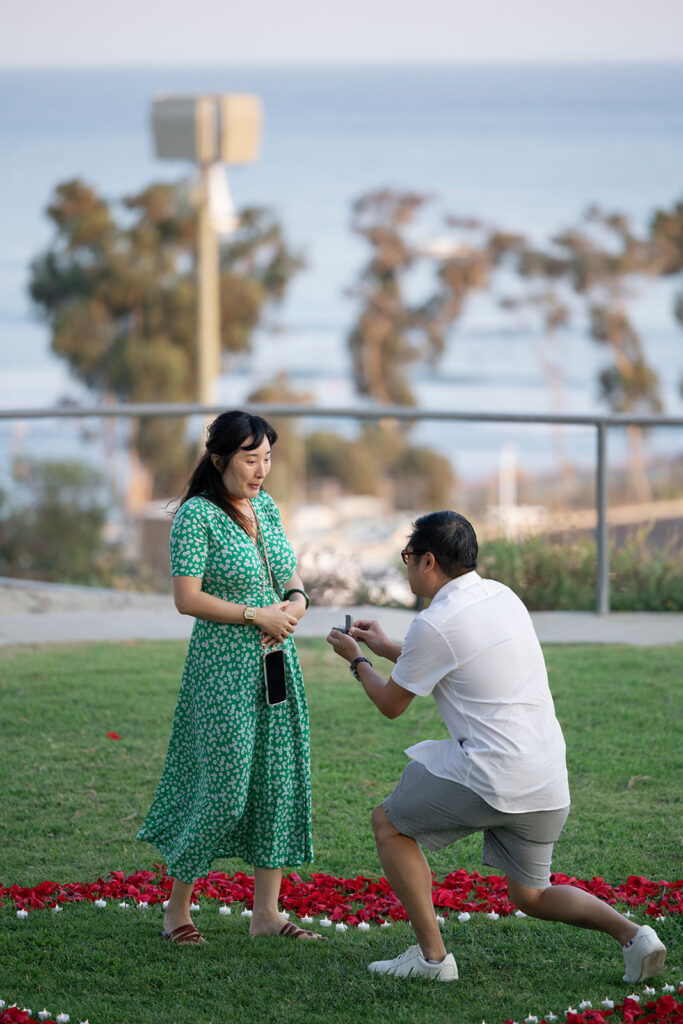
{"left": 622, "top": 925, "right": 666, "bottom": 983}
{"left": 368, "top": 944, "right": 458, "bottom": 981}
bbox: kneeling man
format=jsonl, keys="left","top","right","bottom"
{"left": 327, "top": 511, "right": 666, "bottom": 983}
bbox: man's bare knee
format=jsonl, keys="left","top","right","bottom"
{"left": 506, "top": 877, "right": 545, "bottom": 917}
{"left": 371, "top": 803, "right": 397, "bottom": 842}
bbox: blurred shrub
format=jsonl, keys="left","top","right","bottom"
{"left": 0, "top": 458, "right": 122, "bottom": 586}
{"left": 480, "top": 528, "right": 683, "bottom": 611}
{"left": 306, "top": 430, "right": 379, "bottom": 494}
{"left": 305, "top": 426, "right": 455, "bottom": 509}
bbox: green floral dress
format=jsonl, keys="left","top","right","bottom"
{"left": 136, "top": 491, "right": 313, "bottom": 883}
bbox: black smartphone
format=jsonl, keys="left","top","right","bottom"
{"left": 264, "top": 649, "right": 287, "bottom": 706}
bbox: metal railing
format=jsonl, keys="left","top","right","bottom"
{"left": 2, "top": 401, "right": 683, "bottom": 614}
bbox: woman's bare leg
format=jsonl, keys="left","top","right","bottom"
{"left": 249, "top": 866, "right": 322, "bottom": 939}
{"left": 163, "top": 877, "right": 195, "bottom": 934}
{"left": 249, "top": 866, "right": 285, "bottom": 935}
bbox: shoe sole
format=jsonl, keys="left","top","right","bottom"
{"left": 369, "top": 967, "right": 457, "bottom": 981}
{"left": 624, "top": 946, "right": 667, "bottom": 983}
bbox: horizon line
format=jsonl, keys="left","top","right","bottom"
{"left": 2, "top": 57, "right": 683, "bottom": 72}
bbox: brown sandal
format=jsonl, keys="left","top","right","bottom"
{"left": 161, "top": 924, "right": 207, "bottom": 945}
{"left": 277, "top": 921, "right": 324, "bottom": 941}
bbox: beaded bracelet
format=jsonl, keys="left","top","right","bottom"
{"left": 283, "top": 588, "right": 310, "bottom": 609}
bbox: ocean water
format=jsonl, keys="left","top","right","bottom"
{"left": 1, "top": 63, "right": 682, "bottom": 481}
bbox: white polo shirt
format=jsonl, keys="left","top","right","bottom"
{"left": 392, "top": 572, "right": 570, "bottom": 814}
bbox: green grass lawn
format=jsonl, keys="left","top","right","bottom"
{"left": 1, "top": 639, "right": 681, "bottom": 1024}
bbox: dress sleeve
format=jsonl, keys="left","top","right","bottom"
{"left": 169, "top": 499, "right": 209, "bottom": 578}
{"left": 258, "top": 490, "right": 284, "bottom": 526}
{"left": 256, "top": 491, "right": 297, "bottom": 582}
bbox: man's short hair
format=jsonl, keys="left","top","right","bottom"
{"left": 409, "top": 511, "right": 478, "bottom": 576}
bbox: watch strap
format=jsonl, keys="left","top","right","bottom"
{"left": 349, "top": 656, "right": 372, "bottom": 679}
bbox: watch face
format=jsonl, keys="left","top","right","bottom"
{"left": 244, "top": 607, "right": 256, "bottom": 620}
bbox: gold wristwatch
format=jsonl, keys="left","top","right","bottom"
{"left": 243, "top": 606, "right": 257, "bottom": 622}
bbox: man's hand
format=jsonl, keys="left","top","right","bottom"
{"left": 326, "top": 628, "right": 362, "bottom": 664}
{"left": 326, "top": 624, "right": 415, "bottom": 720}
{"left": 349, "top": 619, "right": 401, "bottom": 662}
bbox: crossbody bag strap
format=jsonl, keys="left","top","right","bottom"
{"left": 254, "top": 509, "right": 283, "bottom": 601}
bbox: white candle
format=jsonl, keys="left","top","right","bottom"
{"left": 16, "top": 909, "right": 29, "bottom": 919}
{"left": 52, "top": 905, "right": 63, "bottom": 913}
{"left": 600, "top": 998, "right": 614, "bottom": 1009}
{"left": 300, "top": 915, "right": 313, "bottom": 924}
{"left": 38, "top": 1011, "right": 51, "bottom": 1021}
{"left": 190, "top": 902, "right": 200, "bottom": 912}
{"left": 94, "top": 899, "right": 106, "bottom": 908}
{"left": 335, "top": 922, "right": 347, "bottom": 932}
{"left": 487, "top": 911, "right": 499, "bottom": 921}
{"left": 319, "top": 917, "right": 332, "bottom": 927}
{"left": 241, "top": 908, "right": 253, "bottom": 917}
{"left": 457, "top": 912, "right": 471, "bottom": 922}
{"left": 435, "top": 915, "right": 445, "bottom": 925}
{"left": 578, "top": 1001, "right": 592, "bottom": 1010}
{"left": 358, "top": 921, "right": 370, "bottom": 931}
{"left": 515, "top": 910, "right": 527, "bottom": 918}
{"left": 56, "top": 1014, "right": 70, "bottom": 1023}
{"left": 219, "top": 905, "right": 231, "bottom": 916}
{"left": 380, "top": 920, "right": 391, "bottom": 928}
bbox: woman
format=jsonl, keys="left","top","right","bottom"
{"left": 137, "top": 410, "right": 319, "bottom": 944}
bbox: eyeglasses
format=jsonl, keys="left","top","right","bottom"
{"left": 401, "top": 548, "right": 427, "bottom": 564}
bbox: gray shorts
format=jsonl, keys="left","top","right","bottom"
{"left": 383, "top": 760, "right": 570, "bottom": 890}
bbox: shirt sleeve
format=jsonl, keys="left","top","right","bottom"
{"left": 169, "top": 499, "right": 209, "bottom": 578}
{"left": 392, "top": 615, "right": 456, "bottom": 696}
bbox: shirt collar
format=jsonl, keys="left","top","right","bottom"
{"left": 431, "top": 570, "right": 481, "bottom": 604}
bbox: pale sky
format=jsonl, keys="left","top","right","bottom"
{"left": 2, "top": 0, "right": 683, "bottom": 67}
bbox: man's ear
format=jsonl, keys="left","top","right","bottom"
{"left": 422, "top": 551, "right": 437, "bottom": 571}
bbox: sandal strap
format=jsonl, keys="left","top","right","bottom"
{"left": 166, "top": 924, "right": 205, "bottom": 944}
{"left": 278, "top": 921, "right": 316, "bottom": 940}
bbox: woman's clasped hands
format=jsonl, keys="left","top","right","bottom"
{"left": 257, "top": 600, "right": 302, "bottom": 647}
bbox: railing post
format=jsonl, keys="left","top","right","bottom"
{"left": 596, "top": 421, "right": 609, "bottom": 614}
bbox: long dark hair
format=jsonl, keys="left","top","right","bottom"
{"left": 179, "top": 410, "right": 278, "bottom": 533}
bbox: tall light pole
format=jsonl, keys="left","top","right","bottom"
{"left": 151, "top": 94, "right": 263, "bottom": 405}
